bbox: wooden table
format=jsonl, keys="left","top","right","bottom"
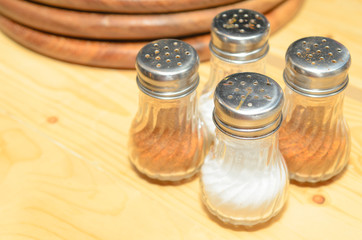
{"left": 0, "top": 0, "right": 361, "bottom": 239}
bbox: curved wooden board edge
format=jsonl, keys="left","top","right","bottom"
{"left": 0, "top": 0, "right": 285, "bottom": 40}
{"left": 27, "top": 0, "right": 242, "bottom": 14}
{"left": 0, "top": 0, "right": 304, "bottom": 69}
{"left": 0, "top": 15, "right": 211, "bottom": 69}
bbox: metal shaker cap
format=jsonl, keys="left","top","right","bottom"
{"left": 136, "top": 39, "right": 199, "bottom": 99}
{"left": 284, "top": 36, "right": 351, "bottom": 96}
{"left": 210, "top": 9, "right": 270, "bottom": 62}
{"left": 214, "top": 72, "right": 283, "bottom": 138}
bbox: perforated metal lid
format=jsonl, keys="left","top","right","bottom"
{"left": 136, "top": 39, "right": 199, "bottom": 99}
{"left": 214, "top": 72, "right": 283, "bottom": 138}
{"left": 284, "top": 36, "right": 351, "bottom": 96}
{"left": 210, "top": 9, "right": 270, "bottom": 62}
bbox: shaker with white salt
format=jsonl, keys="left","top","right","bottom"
{"left": 199, "top": 9, "right": 270, "bottom": 139}
{"left": 201, "top": 72, "right": 288, "bottom": 226}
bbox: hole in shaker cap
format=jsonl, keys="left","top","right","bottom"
{"left": 247, "top": 102, "right": 253, "bottom": 107}
{"left": 228, "top": 95, "right": 233, "bottom": 99}
{"left": 156, "top": 63, "right": 161, "bottom": 68}
{"left": 177, "top": 62, "right": 182, "bottom": 66}
{"left": 164, "top": 46, "right": 169, "bottom": 49}
{"left": 155, "top": 50, "right": 160, "bottom": 54}
{"left": 155, "top": 56, "right": 161, "bottom": 60}
{"left": 317, "top": 50, "right": 321, "bottom": 53}
{"left": 264, "top": 95, "right": 272, "bottom": 99}
{"left": 166, "top": 59, "right": 171, "bottom": 63}
{"left": 253, "top": 95, "right": 259, "bottom": 99}
{"left": 176, "top": 55, "right": 180, "bottom": 59}
{"left": 145, "top": 54, "right": 150, "bottom": 58}
{"left": 332, "top": 59, "right": 337, "bottom": 63}
{"left": 224, "top": 81, "right": 234, "bottom": 86}
{"left": 240, "top": 81, "right": 246, "bottom": 85}
{"left": 322, "top": 39, "right": 327, "bottom": 42}
{"left": 154, "top": 43, "right": 158, "bottom": 47}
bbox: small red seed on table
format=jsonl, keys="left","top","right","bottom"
{"left": 47, "top": 116, "right": 58, "bottom": 124}
{"left": 312, "top": 194, "right": 325, "bottom": 204}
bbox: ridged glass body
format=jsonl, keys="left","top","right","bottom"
{"left": 279, "top": 87, "right": 351, "bottom": 182}
{"left": 128, "top": 91, "right": 207, "bottom": 181}
{"left": 201, "top": 129, "right": 289, "bottom": 226}
{"left": 199, "top": 54, "right": 266, "bottom": 138}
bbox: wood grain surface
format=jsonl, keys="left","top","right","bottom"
{"left": 0, "top": 0, "right": 361, "bottom": 239}
{"left": 28, "top": 0, "right": 242, "bottom": 13}
{"left": 0, "top": 0, "right": 284, "bottom": 40}
{"left": 0, "top": 0, "right": 303, "bottom": 69}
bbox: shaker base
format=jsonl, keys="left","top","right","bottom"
{"left": 289, "top": 161, "right": 348, "bottom": 183}
{"left": 131, "top": 159, "right": 202, "bottom": 182}
{"left": 200, "top": 185, "right": 285, "bottom": 227}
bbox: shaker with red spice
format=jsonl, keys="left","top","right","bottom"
{"left": 280, "top": 36, "right": 351, "bottom": 182}
{"left": 128, "top": 39, "right": 207, "bottom": 181}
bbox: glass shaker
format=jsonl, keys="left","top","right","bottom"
{"left": 280, "top": 37, "right": 351, "bottom": 183}
{"left": 201, "top": 72, "right": 288, "bottom": 226}
{"left": 128, "top": 39, "right": 207, "bottom": 181}
{"left": 199, "top": 9, "right": 270, "bottom": 138}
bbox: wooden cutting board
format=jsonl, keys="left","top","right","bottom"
{"left": 0, "top": 0, "right": 304, "bottom": 69}
{"left": 0, "top": 0, "right": 284, "bottom": 40}
{"left": 28, "top": 0, "right": 242, "bottom": 13}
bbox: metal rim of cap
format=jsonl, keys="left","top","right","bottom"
{"left": 213, "top": 110, "right": 283, "bottom": 139}
{"left": 284, "top": 36, "right": 351, "bottom": 97}
{"left": 135, "top": 39, "right": 200, "bottom": 99}
{"left": 210, "top": 9, "right": 270, "bottom": 62}
{"left": 210, "top": 42, "right": 269, "bottom": 63}
{"left": 213, "top": 72, "right": 284, "bottom": 138}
